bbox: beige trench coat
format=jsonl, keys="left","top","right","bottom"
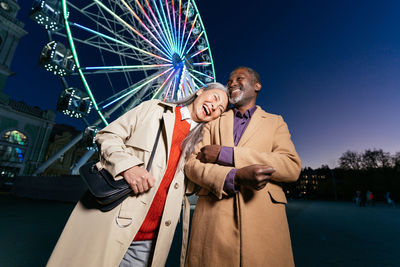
{"left": 47, "top": 100, "right": 188, "bottom": 267}
{"left": 184, "top": 107, "right": 301, "bottom": 267}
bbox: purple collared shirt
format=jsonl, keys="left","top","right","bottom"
{"left": 217, "top": 106, "right": 257, "bottom": 195}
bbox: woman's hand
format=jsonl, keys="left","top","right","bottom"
{"left": 123, "top": 166, "right": 156, "bottom": 194}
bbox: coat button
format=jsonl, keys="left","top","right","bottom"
{"left": 174, "top": 183, "right": 179, "bottom": 189}
{"left": 165, "top": 220, "right": 171, "bottom": 226}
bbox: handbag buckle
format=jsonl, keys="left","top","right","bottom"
{"left": 115, "top": 216, "right": 133, "bottom": 228}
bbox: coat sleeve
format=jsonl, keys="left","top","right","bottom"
{"left": 184, "top": 122, "right": 234, "bottom": 199}
{"left": 233, "top": 115, "right": 301, "bottom": 183}
{"left": 94, "top": 101, "right": 155, "bottom": 179}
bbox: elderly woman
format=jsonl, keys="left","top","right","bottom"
{"left": 47, "top": 83, "right": 228, "bottom": 267}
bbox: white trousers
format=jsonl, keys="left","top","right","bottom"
{"left": 119, "top": 240, "right": 154, "bottom": 267}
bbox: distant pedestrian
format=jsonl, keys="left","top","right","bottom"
{"left": 354, "top": 190, "right": 361, "bottom": 207}
{"left": 366, "top": 190, "right": 374, "bottom": 207}
{"left": 385, "top": 192, "right": 395, "bottom": 208}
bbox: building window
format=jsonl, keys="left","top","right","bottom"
{"left": 3, "top": 130, "right": 28, "bottom": 145}
{"left": 0, "top": 130, "right": 28, "bottom": 163}
{"left": 0, "top": 145, "right": 25, "bottom": 163}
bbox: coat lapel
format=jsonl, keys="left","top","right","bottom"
{"left": 162, "top": 110, "right": 175, "bottom": 163}
{"left": 237, "top": 106, "right": 265, "bottom": 147}
{"left": 220, "top": 110, "right": 234, "bottom": 147}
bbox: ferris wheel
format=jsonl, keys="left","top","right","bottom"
{"left": 30, "top": 0, "right": 216, "bottom": 174}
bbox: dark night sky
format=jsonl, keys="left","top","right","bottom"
{"left": 3, "top": 0, "right": 400, "bottom": 168}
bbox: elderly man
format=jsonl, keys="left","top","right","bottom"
{"left": 184, "top": 67, "right": 301, "bottom": 267}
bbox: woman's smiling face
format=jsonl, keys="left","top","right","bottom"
{"left": 190, "top": 88, "right": 228, "bottom": 122}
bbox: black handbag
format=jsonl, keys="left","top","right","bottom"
{"left": 79, "top": 107, "right": 167, "bottom": 212}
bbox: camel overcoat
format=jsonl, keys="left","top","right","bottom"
{"left": 184, "top": 107, "right": 301, "bottom": 267}
{"left": 47, "top": 100, "right": 188, "bottom": 267}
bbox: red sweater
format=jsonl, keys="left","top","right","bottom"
{"left": 134, "top": 106, "right": 190, "bottom": 241}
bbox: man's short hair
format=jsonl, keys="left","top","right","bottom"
{"left": 231, "top": 66, "right": 261, "bottom": 85}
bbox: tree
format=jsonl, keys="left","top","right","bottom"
{"left": 362, "top": 149, "right": 392, "bottom": 169}
{"left": 392, "top": 152, "right": 400, "bottom": 168}
{"left": 339, "top": 150, "right": 362, "bottom": 170}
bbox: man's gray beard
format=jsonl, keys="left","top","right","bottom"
{"left": 229, "top": 91, "right": 243, "bottom": 104}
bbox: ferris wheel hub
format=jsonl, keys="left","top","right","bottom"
{"left": 172, "top": 53, "right": 184, "bottom": 69}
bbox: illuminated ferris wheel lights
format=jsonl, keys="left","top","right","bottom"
{"left": 101, "top": 67, "right": 174, "bottom": 109}
{"left": 39, "top": 41, "right": 76, "bottom": 76}
{"left": 30, "top": 0, "right": 64, "bottom": 31}
{"left": 50, "top": 0, "right": 216, "bottom": 126}
{"left": 190, "top": 47, "right": 208, "bottom": 58}
{"left": 192, "top": 62, "right": 212, "bottom": 66}
{"left": 183, "top": 31, "right": 204, "bottom": 57}
{"left": 149, "top": 0, "right": 175, "bottom": 51}
{"left": 82, "top": 64, "right": 173, "bottom": 71}
{"left": 190, "top": 68, "right": 214, "bottom": 81}
{"left": 136, "top": 0, "right": 173, "bottom": 54}
{"left": 71, "top": 22, "right": 171, "bottom": 63}
{"left": 152, "top": 67, "right": 178, "bottom": 99}
{"left": 94, "top": 0, "right": 172, "bottom": 60}
{"left": 57, "top": 88, "right": 92, "bottom": 118}
{"left": 180, "top": 13, "right": 199, "bottom": 57}
{"left": 120, "top": 0, "right": 173, "bottom": 56}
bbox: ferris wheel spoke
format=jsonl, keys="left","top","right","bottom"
{"left": 178, "top": 0, "right": 192, "bottom": 54}
{"left": 143, "top": 0, "right": 174, "bottom": 51}
{"left": 93, "top": 0, "right": 172, "bottom": 60}
{"left": 162, "top": 78, "right": 174, "bottom": 101}
{"left": 151, "top": 67, "right": 177, "bottom": 99}
{"left": 190, "top": 75, "right": 202, "bottom": 90}
{"left": 98, "top": 69, "right": 162, "bottom": 108}
{"left": 81, "top": 64, "right": 173, "bottom": 75}
{"left": 80, "top": 2, "right": 96, "bottom": 11}
{"left": 177, "top": 0, "right": 182, "bottom": 55}
{"left": 172, "top": 0, "right": 177, "bottom": 47}
{"left": 180, "top": 13, "right": 199, "bottom": 57}
{"left": 184, "top": 76, "right": 195, "bottom": 94}
{"left": 136, "top": 0, "right": 173, "bottom": 54}
{"left": 68, "top": 2, "right": 140, "bottom": 50}
{"left": 163, "top": 0, "right": 178, "bottom": 51}
{"left": 120, "top": 0, "right": 172, "bottom": 56}
{"left": 102, "top": 67, "right": 174, "bottom": 109}
{"left": 71, "top": 22, "right": 170, "bottom": 63}
{"left": 189, "top": 46, "right": 208, "bottom": 58}
{"left": 188, "top": 71, "right": 206, "bottom": 86}
{"left": 52, "top": 31, "right": 146, "bottom": 64}
{"left": 183, "top": 31, "right": 203, "bottom": 57}
{"left": 152, "top": 0, "right": 176, "bottom": 52}
{"left": 192, "top": 62, "right": 212, "bottom": 66}
{"left": 189, "top": 68, "right": 214, "bottom": 80}
{"left": 157, "top": 0, "right": 177, "bottom": 51}
{"left": 124, "top": 82, "right": 155, "bottom": 111}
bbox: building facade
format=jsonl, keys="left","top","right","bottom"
{"left": 0, "top": 0, "right": 27, "bottom": 90}
{"left": 0, "top": 0, "right": 57, "bottom": 179}
{"left": 0, "top": 99, "right": 56, "bottom": 177}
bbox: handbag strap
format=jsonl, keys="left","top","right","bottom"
{"left": 146, "top": 106, "right": 168, "bottom": 171}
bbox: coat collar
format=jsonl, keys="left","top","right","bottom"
{"left": 160, "top": 102, "right": 176, "bottom": 161}
{"left": 220, "top": 110, "right": 235, "bottom": 147}
{"left": 220, "top": 106, "right": 267, "bottom": 147}
{"left": 237, "top": 106, "right": 266, "bottom": 147}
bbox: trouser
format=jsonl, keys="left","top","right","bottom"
{"left": 119, "top": 240, "right": 154, "bottom": 267}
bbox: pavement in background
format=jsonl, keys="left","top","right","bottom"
{"left": 0, "top": 194, "right": 399, "bottom": 267}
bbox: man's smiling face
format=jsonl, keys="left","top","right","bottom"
{"left": 227, "top": 68, "right": 259, "bottom": 106}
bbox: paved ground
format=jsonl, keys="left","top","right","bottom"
{"left": 0, "top": 193, "right": 399, "bottom": 266}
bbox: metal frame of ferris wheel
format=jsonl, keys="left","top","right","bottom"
{"left": 33, "top": 0, "right": 216, "bottom": 175}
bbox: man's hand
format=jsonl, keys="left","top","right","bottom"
{"left": 235, "top": 164, "right": 275, "bottom": 190}
{"left": 122, "top": 166, "right": 156, "bottom": 195}
{"left": 196, "top": 145, "right": 222, "bottom": 163}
